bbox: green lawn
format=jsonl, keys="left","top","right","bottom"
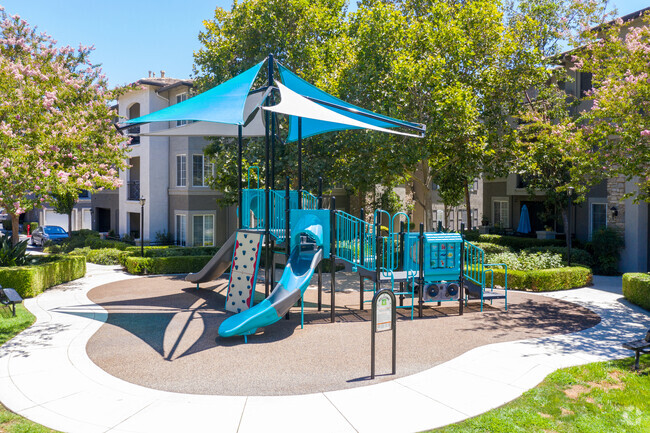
{"left": 431, "top": 355, "right": 650, "bottom": 433}
{"left": 0, "top": 303, "right": 59, "bottom": 433}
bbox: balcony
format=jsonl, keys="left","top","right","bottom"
{"left": 127, "top": 181, "right": 140, "bottom": 201}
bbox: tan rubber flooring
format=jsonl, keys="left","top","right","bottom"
{"left": 85, "top": 272, "right": 600, "bottom": 396}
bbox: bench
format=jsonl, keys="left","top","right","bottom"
{"left": 0, "top": 287, "right": 23, "bottom": 317}
{"left": 622, "top": 334, "right": 650, "bottom": 370}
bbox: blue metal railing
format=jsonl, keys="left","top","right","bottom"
{"left": 335, "top": 211, "right": 375, "bottom": 271}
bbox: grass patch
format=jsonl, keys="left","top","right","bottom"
{"left": 0, "top": 304, "right": 60, "bottom": 432}
{"left": 432, "top": 355, "right": 650, "bottom": 432}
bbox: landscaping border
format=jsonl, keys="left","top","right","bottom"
{"left": 0, "top": 255, "right": 86, "bottom": 298}
{"left": 124, "top": 255, "right": 213, "bottom": 275}
{"left": 622, "top": 273, "right": 650, "bottom": 311}
{"left": 490, "top": 266, "right": 592, "bottom": 292}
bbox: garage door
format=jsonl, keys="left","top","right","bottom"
{"left": 45, "top": 210, "right": 68, "bottom": 229}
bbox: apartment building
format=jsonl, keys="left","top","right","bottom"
{"left": 90, "top": 73, "right": 238, "bottom": 247}
{"left": 480, "top": 7, "right": 650, "bottom": 273}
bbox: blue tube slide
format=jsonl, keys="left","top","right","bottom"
{"left": 218, "top": 214, "right": 324, "bottom": 338}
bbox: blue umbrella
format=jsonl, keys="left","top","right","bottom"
{"left": 517, "top": 204, "right": 532, "bottom": 234}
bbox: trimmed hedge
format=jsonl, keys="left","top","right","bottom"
{"left": 472, "top": 242, "right": 513, "bottom": 254}
{"left": 0, "top": 255, "right": 86, "bottom": 298}
{"left": 124, "top": 245, "right": 219, "bottom": 257}
{"left": 489, "top": 266, "right": 592, "bottom": 292}
{"left": 125, "top": 255, "right": 213, "bottom": 275}
{"left": 622, "top": 273, "right": 650, "bottom": 311}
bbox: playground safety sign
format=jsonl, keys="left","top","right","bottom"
{"left": 371, "top": 289, "right": 396, "bottom": 379}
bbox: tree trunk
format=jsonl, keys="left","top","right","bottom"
{"left": 68, "top": 212, "right": 72, "bottom": 234}
{"left": 464, "top": 183, "right": 472, "bottom": 231}
{"left": 10, "top": 213, "right": 19, "bottom": 246}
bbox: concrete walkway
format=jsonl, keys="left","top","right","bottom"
{"left": 0, "top": 267, "right": 649, "bottom": 433}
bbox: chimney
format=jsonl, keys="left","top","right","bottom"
{"left": 160, "top": 70, "right": 166, "bottom": 78}
{"left": 148, "top": 70, "right": 152, "bottom": 78}
{"left": 152, "top": 72, "right": 156, "bottom": 78}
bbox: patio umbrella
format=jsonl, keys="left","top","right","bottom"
{"left": 517, "top": 204, "right": 532, "bottom": 234}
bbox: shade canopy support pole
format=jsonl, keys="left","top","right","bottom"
{"left": 298, "top": 117, "right": 302, "bottom": 209}
{"left": 237, "top": 125, "right": 243, "bottom": 229}
{"left": 264, "top": 53, "right": 273, "bottom": 297}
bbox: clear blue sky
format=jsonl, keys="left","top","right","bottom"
{"left": 1, "top": 1, "right": 648, "bottom": 87}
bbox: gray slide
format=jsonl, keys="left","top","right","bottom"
{"left": 185, "top": 231, "right": 237, "bottom": 285}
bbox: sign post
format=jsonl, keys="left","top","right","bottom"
{"left": 371, "top": 289, "right": 396, "bottom": 379}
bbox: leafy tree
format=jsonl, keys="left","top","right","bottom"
{"left": 49, "top": 191, "right": 77, "bottom": 233}
{"left": 575, "top": 12, "right": 650, "bottom": 202}
{"left": 0, "top": 9, "right": 129, "bottom": 244}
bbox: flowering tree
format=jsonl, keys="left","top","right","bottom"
{"left": 576, "top": 13, "right": 650, "bottom": 202}
{"left": 0, "top": 9, "right": 129, "bottom": 243}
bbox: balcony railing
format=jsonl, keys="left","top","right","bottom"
{"left": 127, "top": 181, "right": 140, "bottom": 201}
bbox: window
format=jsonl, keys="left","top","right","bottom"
{"left": 192, "top": 155, "right": 213, "bottom": 187}
{"left": 193, "top": 215, "right": 214, "bottom": 246}
{"left": 436, "top": 210, "right": 444, "bottom": 227}
{"left": 580, "top": 72, "right": 593, "bottom": 97}
{"left": 175, "top": 214, "right": 186, "bottom": 246}
{"left": 78, "top": 190, "right": 90, "bottom": 199}
{"left": 448, "top": 209, "right": 454, "bottom": 228}
{"left": 590, "top": 203, "right": 607, "bottom": 239}
{"left": 457, "top": 210, "right": 466, "bottom": 230}
{"left": 493, "top": 199, "right": 509, "bottom": 228}
{"left": 176, "top": 93, "right": 188, "bottom": 127}
{"left": 176, "top": 155, "right": 186, "bottom": 187}
{"left": 470, "top": 179, "right": 479, "bottom": 193}
{"left": 473, "top": 208, "right": 478, "bottom": 228}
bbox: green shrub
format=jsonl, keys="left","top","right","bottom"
{"left": 44, "top": 232, "right": 130, "bottom": 253}
{"left": 0, "top": 237, "right": 31, "bottom": 266}
{"left": 124, "top": 245, "right": 219, "bottom": 257}
{"left": 472, "top": 242, "right": 513, "bottom": 254}
{"left": 86, "top": 248, "right": 123, "bottom": 265}
{"left": 523, "top": 246, "right": 593, "bottom": 267}
{"left": 0, "top": 255, "right": 86, "bottom": 298}
{"left": 490, "top": 266, "right": 592, "bottom": 291}
{"left": 622, "top": 273, "right": 650, "bottom": 311}
{"left": 586, "top": 227, "right": 624, "bottom": 275}
{"left": 69, "top": 247, "right": 92, "bottom": 257}
{"left": 486, "top": 251, "right": 562, "bottom": 271}
{"left": 473, "top": 234, "right": 564, "bottom": 251}
{"left": 125, "top": 255, "right": 213, "bottom": 275}
{"left": 27, "top": 222, "right": 38, "bottom": 233}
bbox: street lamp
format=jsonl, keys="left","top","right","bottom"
{"left": 567, "top": 187, "right": 574, "bottom": 266}
{"left": 139, "top": 197, "right": 146, "bottom": 257}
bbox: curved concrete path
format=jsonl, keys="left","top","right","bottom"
{"left": 0, "top": 265, "right": 648, "bottom": 433}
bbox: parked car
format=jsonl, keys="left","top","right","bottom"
{"left": 30, "top": 225, "right": 69, "bottom": 246}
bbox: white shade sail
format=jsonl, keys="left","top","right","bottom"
{"left": 141, "top": 90, "right": 267, "bottom": 138}
{"left": 262, "top": 82, "right": 421, "bottom": 139}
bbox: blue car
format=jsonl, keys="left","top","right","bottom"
{"left": 30, "top": 225, "right": 69, "bottom": 246}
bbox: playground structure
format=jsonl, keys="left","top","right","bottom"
{"left": 123, "top": 54, "right": 507, "bottom": 341}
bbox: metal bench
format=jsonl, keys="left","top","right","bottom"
{"left": 0, "top": 287, "right": 23, "bottom": 317}
{"left": 622, "top": 332, "right": 650, "bottom": 370}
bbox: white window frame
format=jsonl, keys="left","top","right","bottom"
{"left": 588, "top": 199, "right": 607, "bottom": 240}
{"left": 492, "top": 198, "right": 509, "bottom": 228}
{"left": 176, "top": 154, "right": 187, "bottom": 187}
{"left": 192, "top": 154, "right": 213, "bottom": 187}
{"left": 176, "top": 93, "right": 188, "bottom": 127}
{"left": 175, "top": 213, "right": 187, "bottom": 246}
{"left": 193, "top": 214, "right": 214, "bottom": 246}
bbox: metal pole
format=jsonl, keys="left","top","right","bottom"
{"left": 238, "top": 125, "right": 243, "bottom": 229}
{"left": 567, "top": 187, "right": 573, "bottom": 266}
{"left": 285, "top": 177, "right": 290, "bottom": 258}
{"left": 330, "top": 196, "right": 336, "bottom": 323}
{"left": 459, "top": 223, "right": 464, "bottom": 316}
{"left": 298, "top": 117, "right": 302, "bottom": 209}
{"left": 140, "top": 200, "right": 144, "bottom": 257}
{"left": 376, "top": 222, "right": 382, "bottom": 293}
{"left": 418, "top": 223, "right": 424, "bottom": 318}
{"left": 317, "top": 176, "right": 323, "bottom": 311}
{"left": 360, "top": 207, "right": 365, "bottom": 310}
{"left": 269, "top": 54, "right": 275, "bottom": 190}
{"left": 264, "top": 54, "right": 272, "bottom": 298}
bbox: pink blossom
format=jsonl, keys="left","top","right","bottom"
{"left": 642, "top": 130, "right": 650, "bottom": 137}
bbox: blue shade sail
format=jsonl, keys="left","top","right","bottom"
{"left": 125, "top": 60, "right": 265, "bottom": 125}
{"left": 277, "top": 63, "right": 423, "bottom": 142}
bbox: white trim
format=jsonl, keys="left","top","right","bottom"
{"left": 491, "top": 197, "right": 510, "bottom": 228}
{"left": 176, "top": 93, "right": 188, "bottom": 127}
{"left": 176, "top": 154, "right": 187, "bottom": 187}
{"left": 588, "top": 198, "right": 607, "bottom": 240}
{"left": 191, "top": 213, "right": 216, "bottom": 247}
{"left": 175, "top": 213, "right": 187, "bottom": 247}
